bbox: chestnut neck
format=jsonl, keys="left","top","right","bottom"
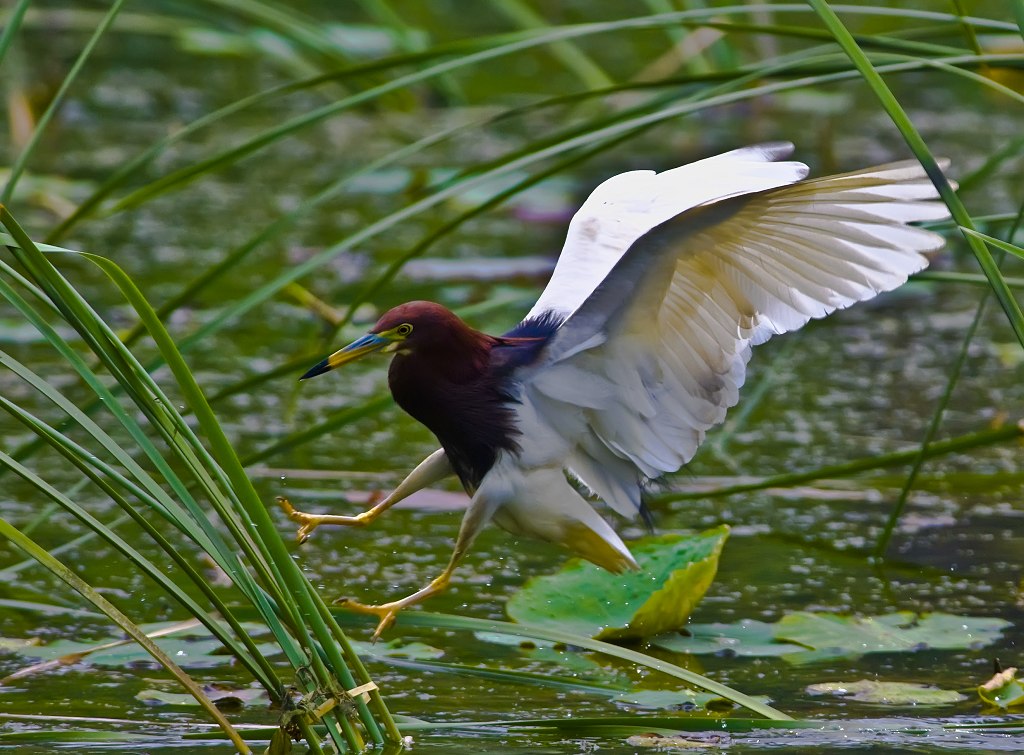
{"left": 387, "top": 322, "right": 515, "bottom": 492}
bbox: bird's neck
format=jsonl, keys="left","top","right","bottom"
{"left": 387, "top": 326, "right": 517, "bottom": 493}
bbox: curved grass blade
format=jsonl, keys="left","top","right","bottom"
{"left": 492, "top": 0, "right": 614, "bottom": 88}
{"left": 1, "top": 0, "right": 127, "bottom": 203}
{"left": 961, "top": 227, "right": 1024, "bottom": 261}
{"left": 807, "top": 0, "right": 1024, "bottom": 349}
{"left": 0, "top": 0, "right": 31, "bottom": 70}
{"left": 0, "top": 516, "right": 251, "bottom": 754}
{"left": 242, "top": 395, "right": 392, "bottom": 465}
{"left": 99, "top": 5, "right": 1017, "bottom": 214}
{"left": 335, "top": 609, "right": 792, "bottom": 721}
{"left": 657, "top": 421, "right": 1024, "bottom": 504}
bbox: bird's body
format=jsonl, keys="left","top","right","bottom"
{"left": 284, "top": 142, "right": 951, "bottom": 638}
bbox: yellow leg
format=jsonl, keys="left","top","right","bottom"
{"left": 334, "top": 489, "right": 493, "bottom": 641}
{"left": 335, "top": 569, "right": 455, "bottom": 642}
{"left": 274, "top": 449, "right": 451, "bottom": 543}
{"left": 276, "top": 493, "right": 389, "bottom": 543}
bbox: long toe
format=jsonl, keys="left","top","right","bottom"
{"left": 334, "top": 597, "right": 399, "bottom": 641}
{"left": 370, "top": 613, "right": 397, "bottom": 643}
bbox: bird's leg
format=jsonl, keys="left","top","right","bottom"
{"left": 335, "top": 491, "right": 493, "bottom": 641}
{"left": 275, "top": 449, "right": 451, "bottom": 543}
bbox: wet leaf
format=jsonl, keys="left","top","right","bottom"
{"left": 137, "top": 683, "right": 268, "bottom": 709}
{"left": 611, "top": 688, "right": 770, "bottom": 712}
{"left": 776, "top": 612, "right": 1010, "bottom": 662}
{"left": 506, "top": 527, "right": 729, "bottom": 640}
{"left": 654, "top": 612, "right": 1010, "bottom": 662}
{"left": 653, "top": 619, "right": 804, "bottom": 657}
{"left": 806, "top": 680, "right": 965, "bottom": 706}
{"left": 350, "top": 639, "right": 444, "bottom": 661}
{"left": 979, "top": 667, "right": 1024, "bottom": 708}
{"left": 626, "top": 732, "right": 729, "bottom": 749}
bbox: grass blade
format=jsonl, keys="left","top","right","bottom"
{"left": 0, "top": 516, "right": 251, "bottom": 753}
{"left": 336, "top": 609, "right": 792, "bottom": 721}
{"left": 806, "top": 0, "right": 1024, "bottom": 349}
{"left": 1, "top": 0, "right": 127, "bottom": 203}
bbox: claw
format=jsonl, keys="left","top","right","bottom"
{"left": 334, "top": 597, "right": 400, "bottom": 642}
{"left": 275, "top": 496, "right": 321, "bottom": 543}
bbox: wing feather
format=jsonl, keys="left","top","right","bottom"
{"left": 526, "top": 142, "right": 810, "bottom": 320}
{"left": 512, "top": 152, "right": 950, "bottom": 519}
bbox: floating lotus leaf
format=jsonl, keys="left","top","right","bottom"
{"left": 654, "top": 619, "right": 803, "bottom": 657}
{"left": 776, "top": 611, "right": 1010, "bottom": 662}
{"left": 506, "top": 526, "right": 729, "bottom": 640}
{"left": 654, "top": 612, "right": 1009, "bottom": 663}
{"left": 807, "top": 679, "right": 964, "bottom": 706}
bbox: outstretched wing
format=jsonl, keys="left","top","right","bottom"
{"left": 526, "top": 142, "right": 810, "bottom": 320}
{"left": 512, "top": 154, "right": 950, "bottom": 519}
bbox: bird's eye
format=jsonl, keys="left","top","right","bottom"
{"left": 396, "top": 323, "right": 413, "bottom": 337}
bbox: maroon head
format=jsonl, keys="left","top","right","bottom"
{"left": 300, "top": 301, "right": 488, "bottom": 380}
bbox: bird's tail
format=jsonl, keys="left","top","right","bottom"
{"left": 488, "top": 464, "right": 638, "bottom": 573}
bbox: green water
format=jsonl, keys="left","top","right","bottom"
{"left": 1, "top": 3, "right": 1023, "bottom": 752}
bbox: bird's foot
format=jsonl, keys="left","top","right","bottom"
{"left": 333, "top": 597, "right": 402, "bottom": 642}
{"left": 275, "top": 496, "right": 326, "bottom": 543}
{"left": 275, "top": 496, "right": 375, "bottom": 543}
{"left": 333, "top": 573, "right": 452, "bottom": 642}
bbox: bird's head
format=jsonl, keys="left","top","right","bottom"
{"left": 300, "top": 301, "right": 472, "bottom": 380}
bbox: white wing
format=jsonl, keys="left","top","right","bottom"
{"left": 526, "top": 142, "right": 810, "bottom": 320}
{"left": 514, "top": 154, "right": 950, "bottom": 519}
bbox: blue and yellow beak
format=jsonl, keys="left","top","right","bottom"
{"left": 300, "top": 333, "right": 390, "bottom": 380}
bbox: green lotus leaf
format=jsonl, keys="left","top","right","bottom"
{"left": 506, "top": 526, "right": 729, "bottom": 640}
{"left": 654, "top": 619, "right": 803, "bottom": 657}
{"left": 776, "top": 611, "right": 1010, "bottom": 663}
{"left": 807, "top": 679, "right": 964, "bottom": 706}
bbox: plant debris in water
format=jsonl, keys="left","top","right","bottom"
{"left": 978, "top": 667, "right": 1024, "bottom": 709}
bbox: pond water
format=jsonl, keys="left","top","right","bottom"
{"left": 1, "top": 3, "right": 1022, "bottom": 752}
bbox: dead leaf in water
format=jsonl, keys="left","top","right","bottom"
{"left": 979, "top": 667, "right": 1024, "bottom": 708}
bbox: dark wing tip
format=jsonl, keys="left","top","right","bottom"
{"left": 638, "top": 497, "right": 656, "bottom": 534}
{"left": 751, "top": 141, "right": 796, "bottom": 161}
{"left": 299, "top": 359, "right": 331, "bottom": 381}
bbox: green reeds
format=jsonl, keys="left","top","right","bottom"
{"left": 0, "top": 206, "right": 400, "bottom": 752}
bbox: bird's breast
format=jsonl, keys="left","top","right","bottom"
{"left": 387, "top": 353, "right": 521, "bottom": 493}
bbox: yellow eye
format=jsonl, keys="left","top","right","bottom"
{"left": 396, "top": 323, "right": 413, "bottom": 337}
